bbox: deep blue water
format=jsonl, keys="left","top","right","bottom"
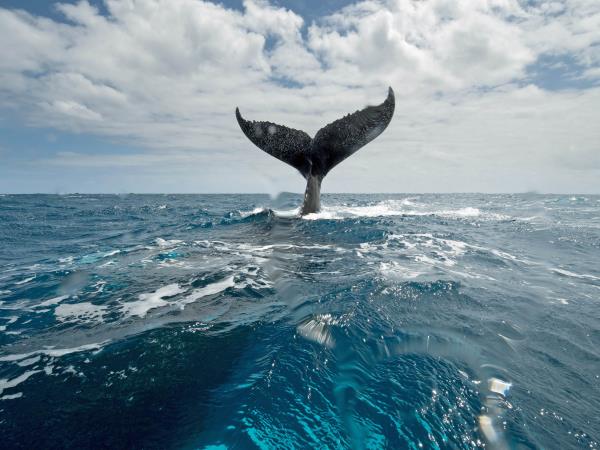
{"left": 0, "top": 193, "right": 599, "bottom": 449}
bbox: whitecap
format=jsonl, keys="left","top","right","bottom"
{"left": 272, "top": 208, "right": 301, "bottom": 218}
{"left": 551, "top": 268, "right": 600, "bottom": 281}
{"left": 1, "top": 392, "right": 23, "bottom": 400}
{"left": 445, "top": 207, "right": 480, "bottom": 217}
{"left": 0, "top": 316, "right": 19, "bottom": 331}
{"left": 55, "top": 302, "right": 108, "bottom": 323}
{"left": 98, "top": 260, "right": 116, "bottom": 268}
{"left": 15, "top": 275, "right": 36, "bottom": 285}
{"left": 0, "top": 341, "right": 109, "bottom": 362}
{"left": 121, "top": 283, "right": 186, "bottom": 318}
{"left": 297, "top": 200, "right": 507, "bottom": 221}
{"left": 154, "top": 238, "right": 183, "bottom": 248}
{"left": 415, "top": 254, "right": 455, "bottom": 267}
{"left": 239, "top": 207, "right": 267, "bottom": 218}
{"left": 178, "top": 276, "right": 235, "bottom": 308}
{"left": 36, "top": 295, "right": 70, "bottom": 308}
{"left": 17, "top": 356, "right": 41, "bottom": 367}
{"left": 0, "top": 370, "right": 41, "bottom": 395}
{"left": 379, "top": 261, "right": 423, "bottom": 279}
{"left": 91, "top": 281, "right": 106, "bottom": 294}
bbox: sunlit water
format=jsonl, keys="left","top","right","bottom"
{"left": 0, "top": 194, "right": 599, "bottom": 449}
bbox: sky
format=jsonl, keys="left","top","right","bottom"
{"left": 0, "top": 0, "right": 599, "bottom": 194}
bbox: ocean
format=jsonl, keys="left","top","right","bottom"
{"left": 0, "top": 193, "right": 598, "bottom": 449}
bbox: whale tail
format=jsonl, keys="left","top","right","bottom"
{"left": 235, "top": 87, "right": 395, "bottom": 214}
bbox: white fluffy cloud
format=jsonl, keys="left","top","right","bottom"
{"left": 307, "top": 0, "right": 535, "bottom": 91}
{"left": 0, "top": 0, "right": 599, "bottom": 193}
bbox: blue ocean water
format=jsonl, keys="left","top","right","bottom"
{"left": 0, "top": 193, "right": 599, "bottom": 449}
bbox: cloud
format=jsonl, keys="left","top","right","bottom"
{"left": 307, "top": 0, "right": 536, "bottom": 90}
{"left": 46, "top": 100, "right": 104, "bottom": 121}
{"left": 0, "top": 0, "right": 599, "bottom": 193}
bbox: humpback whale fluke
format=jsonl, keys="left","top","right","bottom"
{"left": 236, "top": 87, "right": 395, "bottom": 215}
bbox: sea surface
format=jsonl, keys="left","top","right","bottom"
{"left": 0, "top": 193, "right": 599, "bottom": 449}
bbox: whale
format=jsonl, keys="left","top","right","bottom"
{"left": 235, "top": 87, "right": 395, "bottom": 215}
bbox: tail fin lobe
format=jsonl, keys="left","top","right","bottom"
{"left": 310, "top": 87, "right": 395, "bottom": 176}
{"left": 235, "top": 108, "right": 312, "bottom": 178}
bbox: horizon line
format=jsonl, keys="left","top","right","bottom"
{"left": 1, "top": 192, "right": 599, "bottom": 196}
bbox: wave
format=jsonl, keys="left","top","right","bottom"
{"left": 0, "top": 341, "right": 109, "bottom": 362}
{"left": 551, "top": 268, "right": 600, "bottom": 282}
{"left": 239, "top": 199, "right": 511, "bottom": 221}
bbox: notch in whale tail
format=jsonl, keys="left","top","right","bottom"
{"left": 235, "top": 87, "right": 395, "bottom": 214}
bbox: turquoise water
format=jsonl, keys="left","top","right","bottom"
{"left": 0, "top": 194, "right": 599, "bottom": 449}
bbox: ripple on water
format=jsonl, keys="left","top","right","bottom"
{"left": 1, "top": 194, "right": 599, "bottom": 449}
